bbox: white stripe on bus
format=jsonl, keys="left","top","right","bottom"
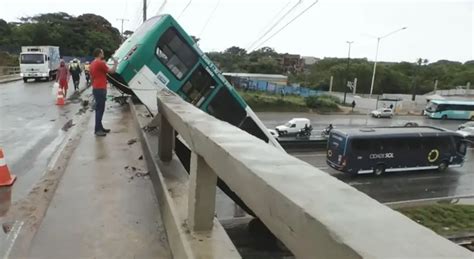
{"left": 358, "top": 164, "right": 463, "bottom": 174}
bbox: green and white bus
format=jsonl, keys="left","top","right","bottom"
{"left": 425, "top": 99, "right": 474, "bottom": 120}
{"left": 108, "top": 14, "right": 281, "bottom": 149}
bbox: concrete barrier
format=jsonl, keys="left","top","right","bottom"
{"left": 156, "top": 88, "right": 472, "bottom": 258}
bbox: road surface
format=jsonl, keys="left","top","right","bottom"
{"left": 0, "top": 78, "right": 85, "bottom": 204}
{"left": 259, "top": 112, "right": 474, "bottom": 203}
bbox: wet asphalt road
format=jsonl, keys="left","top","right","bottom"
{"left": 258, "top": 112, "right": 474, "bottom": 203}
{"left": 0, "top": 78, "right": 84, "bottom": 203}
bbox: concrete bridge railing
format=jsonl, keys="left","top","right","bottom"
{"left": 156, "top": 88, "right": 472, "bottom": 258}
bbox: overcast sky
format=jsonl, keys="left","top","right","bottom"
{"left": 1, "top": 0, "right": 473, "bottom": 62}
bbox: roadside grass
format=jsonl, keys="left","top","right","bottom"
{"left": 397, "top": 204, "right": 474, "bottom": 236}
{"left": 238, "top": 90, "right": 341, "bottom": 113}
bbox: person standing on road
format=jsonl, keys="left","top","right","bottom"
{"left": 69, "top": 59, "right": 82, "bottom": 91}
{"left": 90, "top": 48, "right": 118, "bottom": 137}
{"left": 56, "top": 60, "right": 70, "bottom": 98}
{"left": 84, "top": 61, "right": 91, "bottom": 86}
{"left": 351, "top": 100, "right": 356, "bottom": 112}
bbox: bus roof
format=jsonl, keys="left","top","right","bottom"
{"left": 429, "top": 99, "right": 474, "bottom": 105}
{"left": 332, "top": 126, "right": 461, "bottom": 138}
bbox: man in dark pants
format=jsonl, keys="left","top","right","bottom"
{"left": 89, "top": 48, "right": 118, "bottom": 136}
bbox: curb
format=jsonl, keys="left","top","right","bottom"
{"left": 0, "top": 77, "right": 21, "bottom": 84}
{"left": 129, "top": 100, "right": 241, "bottom": 259}
{"left": 0, "top": 105, "right": 92, "bottom": 257}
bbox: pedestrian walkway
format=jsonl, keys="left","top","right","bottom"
{"left": 28, "top": 101, "right": 171, "bottom": 258}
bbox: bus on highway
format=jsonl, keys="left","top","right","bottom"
{"left": 107, "top": 14, "right": 281, "bottom": 150}
{"left": 326, "top": 126, "right": 468, "bottom": 176}
{"left": 425, "top": 99, "right": 474, "bottom": 120}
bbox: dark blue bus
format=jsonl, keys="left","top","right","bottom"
{"left": 327, "top": 126, "right": 468, "bottom": 175}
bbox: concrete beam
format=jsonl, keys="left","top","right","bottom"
{"left": 158, "top": 113, "right": 174, "bottom": 162}
{"left": 156, "top": 88, "right": 472, "bottom": 259}
{"left": 188, "top": 152, "right": 217, "bottom": 232}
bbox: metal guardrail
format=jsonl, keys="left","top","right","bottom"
{"left": 0, "top": 66, "right": 20, "bottom": 76}
{"left": 155, "top": 88, "right": 472, "bottom": 258}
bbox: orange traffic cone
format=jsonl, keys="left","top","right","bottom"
{"left": 56, "top": 88, "right": 65, "bottom": 105}
{"left": 0, "top": 149, "right": 16, "bottom": 187}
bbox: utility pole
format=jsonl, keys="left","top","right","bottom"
{"left": 143, "top": 0, "right": 147, "bottom": 22}
{"left": 343, "top": 41, "right": 354, "bottom": 104}
{"left": 116, "top": 18, "right": 129, "bottom": 40}
{"left": 411, "top": 58, "right": 428, "bottom": 101}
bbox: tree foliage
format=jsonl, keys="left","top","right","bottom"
{"left": 208, "top": 46, "right": 474, "bottom": 94}
{"left": 0, "top": 12, "right": 121, "bottom": 58}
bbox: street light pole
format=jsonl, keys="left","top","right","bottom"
{"left": 343, "top": 41, "right": 354, "bottom": 104}
{"left": 368, "top": 27, "right": 407, "bottom": 99}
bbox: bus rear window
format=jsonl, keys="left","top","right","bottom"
{"left": 156, "top": 27, "right": 198, "bottom": 79}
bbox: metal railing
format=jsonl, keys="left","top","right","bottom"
{"left": 0, "top": 66, "right": 21, "bottom": 80}
{"left": 155, "top": 88, "right": 472, "bottom": 258}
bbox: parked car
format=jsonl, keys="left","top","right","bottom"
{"left": 268, "top": 129, "right": 279, "bottom": 140}
{"left": 275, "top": 118, "right": 312, "bottom": 137}
{"left": 457, "top": 127, "right": 474, "bottom": 143}
{"left": 458, "top": 121, "right": 474, "bottom": 130}
{"left": 370, "top": 108, "right": 393, "bottom": 118}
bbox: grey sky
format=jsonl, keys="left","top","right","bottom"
{"left": 1, "top": 0, "right": 472, "bottom": 62}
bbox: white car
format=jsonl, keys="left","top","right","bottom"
{"left": 457, "top": 127, "right": 474, "bottom": 142}
{"left": 275, "top": 118, "right": 312, "bottom": 136}
{"left": 268, "top": 129, "right": 279, "bottom": 139}
{"left": 458, "top": 121, "right": 474, "bottom": 130}
{"left": 371, "top": 108, "right": 394, "bottom": 118}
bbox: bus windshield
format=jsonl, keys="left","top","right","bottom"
{"left": 426, "top": 102, "right": 439, "bottom": 112}
{"left": 21, "top": 54, "right": 44, "bottom": 64}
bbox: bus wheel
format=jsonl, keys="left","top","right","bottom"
{"left": 438, "top": 161, "right": 448, "bottom": 172}
{"left": 441, "top": 115, "right": 448, "bottom": 120}
{"left": 374, "top": 164, "right": 385, "bottom": 176}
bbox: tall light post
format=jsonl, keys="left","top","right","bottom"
{"left": 368, "top": 27, "right": 407, "bottom": 99}
{"left": 343, "top": 41, "right": 354, "bottom": 104}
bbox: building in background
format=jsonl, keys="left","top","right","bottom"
{"left": 280, "top": 54, "right": 304, "bottom": 73}
{"left": 302, "top": 56, "right": 319, "bottom": 66}
{"left": 223, "top": 72, "right": 288, "bottom": 87}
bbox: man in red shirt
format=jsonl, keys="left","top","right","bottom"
{"left": 90, "top": 48, "right": 118, "bottom": 136}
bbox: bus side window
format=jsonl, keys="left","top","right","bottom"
{"left": 156, "top": 27, "right": 198, "bottom": 79}
{"left": 179, "top": 65, "right": 217, "bottom": 106}
{"left": 352, "top": 139, "right": 369, "bottom": 151}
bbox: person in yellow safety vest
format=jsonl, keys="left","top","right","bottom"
{"left": 84, "top": 61, "right": 91, "bottom": 86}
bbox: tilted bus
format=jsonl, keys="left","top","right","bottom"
{"left": 327, "top": 126, "right": 468, "bottom": 175}
{"left": 425, "top": 99, "right": 474, "bottom": 120}
{"left": 107, "top": 14, "right": 281, "bottom": 150}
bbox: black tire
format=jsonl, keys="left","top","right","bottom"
{"left": 374, "top": 164, "right": 385, "bottom": 176}
{"left": 438, "top": 161, "right": 448, "bottom": 172}
{"left": 23, "top": 78, "right": 28, "bottom": 83}
{"left": 377, "top": 114, "right": 381, "bottom": 118}
{"left": 441, "top": 115, "right": 448, "bottom": 120}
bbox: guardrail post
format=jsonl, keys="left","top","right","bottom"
{"left": 188, "top": 152, "right": 217, "bottom": 231}
{"left": 158, "top": 113, "right": 174, "bottom": 162}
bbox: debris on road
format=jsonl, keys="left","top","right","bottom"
{"left": 138, "top": 155, "right": 143, "bottom": 160}
{"left": 61, "top": 119, "right": 75, "bottom": 131}
{"left": 127, "top": 138, "right": 137, "bottom": 145}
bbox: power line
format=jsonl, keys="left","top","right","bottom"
{"left": 156, "top": 0, "right": 168, "bottom": 15}
{"left": 247, "top": 0, "right": 303, "bottom": 52}
{"left": 199, "top": 0, "right": 221, "bottom": 38}
{"left": 178, "top": 0, "right": 193, "bottom": 19}
{"left": 253, "top": 0, "right": 319, "bottom": 50}
{"left": 248, "top": 0, "right": 292, "bottom": 49}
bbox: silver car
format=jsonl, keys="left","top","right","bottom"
{"left": 371, "top": 108, "right": 394, "bottom": 118}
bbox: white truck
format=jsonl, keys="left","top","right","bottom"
{"left": 20, "top": 46, "right": 60, "bottom": 82}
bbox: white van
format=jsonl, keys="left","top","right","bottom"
{"left": 275, "top": 118, "right": 312, "bottom": 136}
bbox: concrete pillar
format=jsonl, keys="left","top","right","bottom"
{"left": 329, "top": 76, "right": 333, "bottom": 92}
{"left": 434, "top": 79, "right": 438, "bottom": 91}
{"left": 353, "top": 78, "right": 357, "bottom": 94}
{"left": 188, "top": 152, "right": 217, "bottom": 232}
{"left": 158, "top": 113, "right": 174, "bottom": 162}
{"left": 467, "top": 82, "right": 471, "bottom": 96}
